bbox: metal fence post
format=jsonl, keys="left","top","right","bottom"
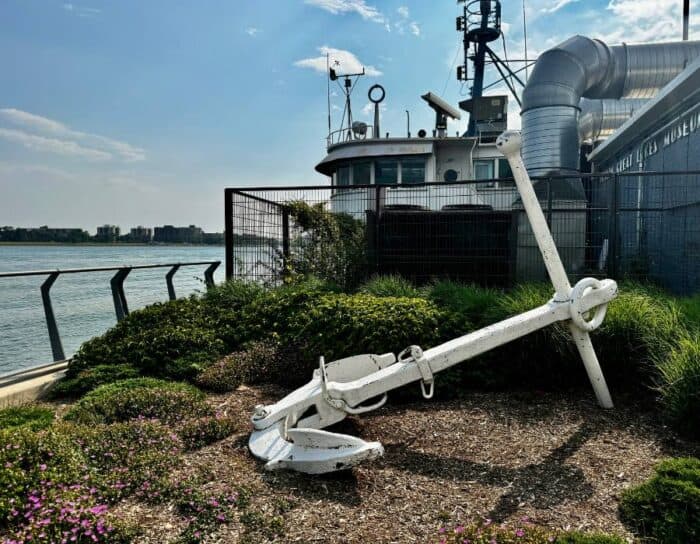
{"left": 608, "top": 174, "right": 619, "bottom": 278}
{"left": 546, "top": 178, "right": 553, "bottom": 227}
{"left": 166, "top": 265, "right": 180, "bottom": 300}
{"left": 204, "top": 262, "right": 220, "bottom": 289}
{"left": 282, "top": 208, "right": 291, "bottom": 279}
{"left": 110, "top": 268, "right": 131, "bottom": 321}
{"left": 225, "top": 189, "right": 234, "bottom": 280}
{"left": 40, "top": 272, "right": 66, "bottom": 362}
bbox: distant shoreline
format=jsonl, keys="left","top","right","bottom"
{"left": 0, "top": 242, "right": 225, "bottom": 248}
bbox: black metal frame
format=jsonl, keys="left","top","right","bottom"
{"left": 0, "top": 261, "right": 220, "bottom": 364}
{"left": 225, "top": 171, "right": 700, "bottom": 294}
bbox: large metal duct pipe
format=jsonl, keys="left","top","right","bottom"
{"left": 521, "top": 36, "right": 700, "bottom": 175}
{"left": 578, "top": 98, "right": 647, "bottom": 144}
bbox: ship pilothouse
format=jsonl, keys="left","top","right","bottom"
{"left": 315, "top": 0, "right": 531, "bottom": 215}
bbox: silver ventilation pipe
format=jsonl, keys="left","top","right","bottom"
{"left": 521, "top": 35, "right": 700, "bottom": 175}
{"left": 578, "top": 98, "right": 647, "bottom": 144}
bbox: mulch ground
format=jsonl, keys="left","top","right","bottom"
{"left": 120, "top": 385, "right": 700, "bottom": 544}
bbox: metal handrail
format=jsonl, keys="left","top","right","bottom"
{"left": 0, "top": 261, "right": 221, "bottom": 364}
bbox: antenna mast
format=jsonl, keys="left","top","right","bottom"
{"left": 456, "top": 0, "right": 532, "bottom": 136}
{"left": 329, "top": 66, "right": 365, "bottom": 143}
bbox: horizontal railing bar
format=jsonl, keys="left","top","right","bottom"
{"left": 225, "top": 170, "right": 700, "bottom": 193}
{"left": 0, "top": 360, "right": 70, "bottom": 382}
{"left": 0, "top": 261, "right": 221, "bottom": 279}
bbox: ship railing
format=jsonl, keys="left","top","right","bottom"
{"left": 326, "top": 125, "right": 375, "bottom": 148}
{"left": 0, "top": 261, "right": 220, "bottom": 367}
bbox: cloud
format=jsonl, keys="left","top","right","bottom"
{"left": 397, "top": 6, "right": 409, "bottom": 19}
{"left": 294, "top": 46, "right": 382, "bottom": 76}
{"left": 0, "top": 108, "right": 145, "bottom": 162}
{"left": 409, "top": 22, "right": 421, "bottom": 36}
{"left": 541, "top": 0, "right": 580, "bottom": 13}
{"left": 0, "top": 127, "right": 112, "bottom": 161}
{"left": 245, "top": 27, "right": 260, "bottom": 37}
{"left": 304, "top": 0, "right": 385, "bottom": 23}
{"left": 62, "top": 3, "right": 101, "bottom": 17}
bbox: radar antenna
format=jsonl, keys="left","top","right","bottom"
{"left": 456, "top": 0, "right": 535, "bottom": 136}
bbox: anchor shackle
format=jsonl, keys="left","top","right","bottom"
{"left": 569, "top": 278, "right": 609, "bottom": 332}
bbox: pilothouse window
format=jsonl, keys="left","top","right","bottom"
{"left": 353, "top": 162, "right": 371, "bottom": 185}
{"left": 474, "top": 160, "right": 495, "bottom": 181}
{"left": 337, "top": 166, "right": 350, "bottom": 186}
{"left": 401, "top": 158, "right": 425, "bottom": 184}
{"left": 375, "top": 160, "right": 398, "bottom": 185}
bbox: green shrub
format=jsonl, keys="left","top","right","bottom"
{"left": 0, "top": 426, "right": 86, "bottom": 523}
{"left": 285, "top": 293, "right": 443, "bottom": 377}
{"left": 68, "top": 297, "right": 225, "bottom": 380}
{"left": 434, "top": 521, "right": 625, "bottom": 543}
{"left": 177, "top": 415, "right": 239, "bottom": 451}
{"left": 0, "top": 405, "right": 54, "bottom": 431}
{"left": 359, "top": 275, "right": 422, "bottom": 298}
{"left": 657, "top": 334, "right": 700, "bottom": 438}
{"left": 64, "top": 378, "right": 211, "bottom": 425}
{"left": 620, "top": 457, "right": 700, "bottom": 542}
{"left": 286, "top": 201, "right": 367, "bottom": 291}
{"left": 196, "top": 339, "right": 291, "bottom": 391}
{"left": 48, "top": 364, "right": 141, "bottom": 398}
{"left": 200, "top": 279, "right": 266, "bottom": 351}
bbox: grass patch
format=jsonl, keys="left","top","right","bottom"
{"left": 358, "top": 274, "right": 423, "bottom": 298}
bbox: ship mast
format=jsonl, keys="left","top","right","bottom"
{"left": 457, "top": 0, "right": 530, "bottom": 136}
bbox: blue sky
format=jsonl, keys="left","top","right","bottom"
{"left": 0, "top": 0, "right": 696, "bottom": 232}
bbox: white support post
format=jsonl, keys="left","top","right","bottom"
{"left": 496, "top": 131, "right": 613, "bottom": 408}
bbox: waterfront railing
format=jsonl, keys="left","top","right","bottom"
{"left": 0, "top": 261, "right": 220, "bottom": 367}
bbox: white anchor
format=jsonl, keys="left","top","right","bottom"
{"left": 249, "top": 130, "right": 617, "bottom": 474}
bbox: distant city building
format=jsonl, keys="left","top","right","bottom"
{"left": 202, "top": 232, "right": 224, "bottom": 245}
{"left": 126, "top": 226, "right": 153, "bottom": 243}
{"left": 0, "top": 226, "right": 90, "bottom": 243}
{"left": 95, "top": 225, "right": 121, "bottom": 243}
{"left": 153, "top": 225, "right": 204, "bottom": 244}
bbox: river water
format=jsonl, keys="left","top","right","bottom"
{"left": 0, "top": 245, "right": 226, "bottom": 375}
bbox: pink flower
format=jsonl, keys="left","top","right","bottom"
{"left": 515, "top": 528, "right": 525, "bottom": 537}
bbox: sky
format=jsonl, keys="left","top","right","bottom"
{"left": 0, "top": 0, "right": 698, "bottom": 232}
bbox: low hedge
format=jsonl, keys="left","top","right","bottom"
{"left": 64, "top": 378, "right": 211, "bottom": 425}
{"left": 0, "top": 405, "right": 55, "bottom": 431}
{"left": 57, "top": 275, "right": 696, "bottom": 434}
{"left": 620, "top": 457, "right": 700, "bottom": 542}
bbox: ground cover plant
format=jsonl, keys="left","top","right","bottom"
{"left": 619, "top": 457, "right": 700, "bottom": 542}
{"left": 434, "top": 520, "right": 627, "bottom": 543}
{"left": 0, "top": 380, "right": 249, "bottom": 543}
